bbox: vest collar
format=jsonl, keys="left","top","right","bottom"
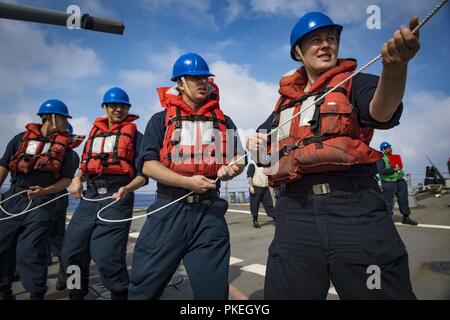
{"left": 279, "top": 59, "right": 357, "bottom": 99}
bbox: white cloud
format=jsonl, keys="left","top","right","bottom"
{"left": 147, "top": 47, "right": 183, "bottom": 78}
{"left": 249, "top": 0, "right": 317, "bottom": 16}
{"left": 0, "top": 20, "right": 102, "bottom": 104}
{"left": 68, "top": 116, "right": 93, "bottom": 154}
{"left": 269, "top": 43, "right": 291, "bottom": 59}
{"left": 249, "top": 0, "right": 431, "bottom": 25}
{"left": 78, "top": 0, "right": 116, "bottom": 19}
{"left": 118, "top": 70, "right": 163, "bottom": 90}
{"left": 137, "top": 0, "right": 218, "bottom": 30}
{"left": 224, "top": 0, "right": 245, "bottom": 24}
{"left": 372, "top": 90, "right": 450, "bottom": 182}
{"left": 214, "top": 39, "right": 238, "bottom": 51}
{"left": 92, "top": 49, "right": 184, "bottom": 129}
{"left": 210, "top": 60, "right": 279, "bottom": 130}
{"left": 0, "top": 113, "right": 36, "bottom": 159}
{"left": 70, "top": 116, "right": 92, "bottom": 137}
{"left": 0, "top": 17, "right": 104, "bottom": 161}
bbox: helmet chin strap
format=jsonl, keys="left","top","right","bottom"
{"left": 51, "top": 114, "right": 56, "bottom": 130}
{"left": 181, "top": 76, "right": 203, "bottom": 105}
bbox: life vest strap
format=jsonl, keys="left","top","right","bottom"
{"left": 274, "top": 86, "right": 347, "bottom": 116}
{"left": 277, "top": 133, "right": 357, "bottom": 160}
{"left": 167, "top": 114, "right": 228, "bottom": 127}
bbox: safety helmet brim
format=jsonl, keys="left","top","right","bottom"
{"left": 171, "top": 71, "right": 215, "bottom": 82}
{"left": 101, "top": 102, "right": 131, "bottom": 107}
{"left": 37, "top": 111, "right": 72, "bottom": 119}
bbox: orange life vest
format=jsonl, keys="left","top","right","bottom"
{"left": 80, "top": 115, "right": 138, "bottom": 178}
{"left": 158, "top": 80, "right": 229, "bottom": 177}
{"left": 266, "top": 59, "right": 381, "bottom": 186}
{"left": 8, "top": 123, "right": 69, "bottom": 178}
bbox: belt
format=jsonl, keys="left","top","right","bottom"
{"left": 88, "top": 183, "right": 124, "bottom": 195}
{"left": 285, "top": 177, "right": 378, "bottom": 195}
{"left": 156, "top": 190, "right": 219, "bottom": 204}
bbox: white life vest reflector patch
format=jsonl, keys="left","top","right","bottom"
{"left": 25, "top": 140, "right": 51, "bottom": 155}
{"left": 25, "top": 140, "right": 40, "bottom": 155}
{"left": 180, "top": 121, "right": 214, "bottom": 146}
{"left": 277, "top": 108, "right": 294, "bottom": 141}
{"left": 299, "top": 95, "right": 317, "bottom": 127}
{"left": 42, "top": 142, "right": 51, "bottom": 154}
{"left": 91, "top": 136, "right": 118, "bottom": 153}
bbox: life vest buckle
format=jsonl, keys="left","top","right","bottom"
{"left": 186, "top": 195, "right": 200, "bottom": 203}
{"left": 283, "top": 144, "right": 299, "bottom": 156}
{"left": 97, "top": 187, "right": 108, "bottom": 195}
{"left": 312, "top": 183, "right": 331, "bottom": 195}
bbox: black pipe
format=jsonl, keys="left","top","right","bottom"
{"left": 0, "top": 2, "right": 125, "bottom": 35}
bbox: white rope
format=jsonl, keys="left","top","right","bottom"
{"left": 96, "top": 191, "right": 193, "bottom": 223}
{"left": 81, "top": 194, "right": 113, "bottom": 202}
{"left": 0, "top": 191, "right": 70, "bottom": 221}
{"left": 0, "top": 190, "right": 32, "bottom": 217}
{"left": 96, "top": 174, "right": 226, "bottom": 223}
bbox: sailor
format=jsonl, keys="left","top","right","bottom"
{"left": 0, "top": 99, "right": 78, "bottom": 300}
{"left": 129, "top": 53, "right": 246, "bottom": 300}
{"left": 377, "top": 141, "right": 418, "bottom": 225}
{"left": 247, "top": 12, "right": 420, "bottom": 299}
{"left": 60, "top": 87, "right": 146, "bottom": 300}
{"left": 247, "top": 160, "right": 276, "bottom": 228}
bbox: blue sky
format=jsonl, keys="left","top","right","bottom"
{"left": 1, "top": 0, "right": 449, "bottom": 191}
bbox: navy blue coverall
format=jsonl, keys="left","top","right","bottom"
{"left": 60, "top": 132, "right": 144, "bottom": 299}
{"left": 247, "top": 163, "right": 276, "bottom": 221}
{"left": 129, "top": 111, "right": 245, "bottom": 300}
{"left": 260, "top": 73, "right": 416, "bottom": 300}
{"left": 49, "top": 193, "right": 70, "bottom": 260}
{"left": 376, "top": 159, "right": 411, "bottom": 217}
{"left": 0, "top": 132, "right": 78, "bottom": 295}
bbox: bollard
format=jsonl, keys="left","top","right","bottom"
{"left": 406, "top": 174, "right": 418, "bottom": 208}
{"left": 227, "top": 192, "right": 236, "bottom": 204}
{"left": 238, "top": 191, "right": 245, "bottom": 203}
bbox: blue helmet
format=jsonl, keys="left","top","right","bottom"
{"left": 37, "top": 99, "right": 72, "bottom": 118}
{"left": 290, "top": 12, "right": 343, "bottom": 61}
{"left": 171, "top": 53, "right": 214, "bottom": 82}
{"left": 102, "top": 87, "right": 130, "bottom": 107}
{"left": 380, "top": 141, "right": 391, "bottom": 151}
{"left": 66, "top": 123, "right": 73, "bottom": 134}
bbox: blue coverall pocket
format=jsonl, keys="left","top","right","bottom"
{"left": 137, "top": 199, "right": 180, "bottom": 251}
{"left": 205, "top": 198, "right": 229, "bottom": 240}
